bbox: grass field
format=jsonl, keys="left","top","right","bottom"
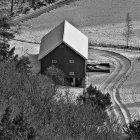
{"left": 87, "top": 50, "right": 114, "bottom": 88}
{"left": 22, "top": 0, "right": 140, "bottom": 28}
{"left": 10, "top": 0, "right": 140, "bottom": 56}
{"left": 89, "top": 47, "right": 140, "bottom": 121}
{"left": 120, "top": 60, "right": 140, "bottom": 121}
{"left": 9, "top": 0, "right": 140, "bottom": 122}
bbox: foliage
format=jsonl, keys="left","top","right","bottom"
{"left": 123, "top": 119, "right": 140, "bottom": 140}
{"left": 0, "top": 16, "right": 17, "bottom": 62}
{"left": 46, "top": 100, "right": 108, "bottom": 139}
{"left": 0, "top": 106, "right": 37, "bottom": 140}
{"left": 77, "top": 84, "right": 112, "bottom": 110}
{"left": 0, "top": 16, "right": 32, "bottom": 71}
{"left": 44, "top": 65, "right": 66, "bottom": 85}
{"left": 46, "top": 0, "right": 56, "bottom": 4}
{"left": 16, "top": 56, "right": 32, "bottom": 74}
{"left": 0, "top": 61, "right": 123, "bottom": 139}
{"left": 123, "top": 12, "right": 133, "bottom": 48}
{"left": 22, "top": 6, "right": 31, "bottom": 14}
{"left": 89, "top": 42, "right": 140, "bottom": 51}
{"left": 35, "top": 1, "right": 47, "bottom": 9}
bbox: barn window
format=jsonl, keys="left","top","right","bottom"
{"left": 52, "top": 60, "right": 57, "bottom": 63}
{"left": 69, "top": 72, "right": 74, "bottom": 75}
{"left": 69, "top": 60, "right": 74, "bottom": 63}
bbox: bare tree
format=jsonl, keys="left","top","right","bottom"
{"left": 123, "top": 12, "right": 133, "bottom": 48}
{"left": 10, "top": 0, "right": 14, "bottom": 15}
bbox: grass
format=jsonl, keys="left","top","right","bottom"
{"left": 120, "top": 60, "right": 140, "bottom": 121}
{"left": 10, "top": 0, "right": 140, "bottom": 57}
{"left": 87, "top": 72, "right": 109, "bottom": 88}
{"left": 8, "top": 0, "right": 140, "bottom": 124}
{"left": 22, "top": 0, "right": 140, "bottom": 28}
{"left": 87, "top": 51, "right": 112, "bottom": 88}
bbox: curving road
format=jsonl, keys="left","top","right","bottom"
{"left": 89, "top": 48, "right": 133, "bottom": 124}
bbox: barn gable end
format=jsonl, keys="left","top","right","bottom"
{"left": 38, "top": 20, "right": 88, "bottom": 60}
{"left": 38, "top": 20, "right": 88, "bottom": 87}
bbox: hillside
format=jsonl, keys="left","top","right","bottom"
{"left": 9, "top": 0, "right": 140, "bottom": 57}
{"left": 22, "top": 0, "right": 140, "bottom": 28}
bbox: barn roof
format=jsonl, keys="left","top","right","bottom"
{"left": 38, "top": 20, "right": 88, "bottom": 60}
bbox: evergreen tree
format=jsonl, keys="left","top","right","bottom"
{"left": 16, "top": 56, "right": 32, "bottom": 74}
{"left": 0, "top": 106, "right": 13, "bottom": 139}
{"left": 0, "top": 107, "right": 37, "bottom": 140}
{"left": 0, "top": 17, "right": 16, "bottom": 62}
{"left": 46, "top": 0, "right": 55, "bottom": 4}
{"left": 123, "top": 119, "right": 140, "bottom": 140}
{"left": 77, "top": 84, "right": 112, "bottom": 110}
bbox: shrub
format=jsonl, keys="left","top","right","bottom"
{"left": 89, "top": 42, "right": 140, "bottom": 51}
{"left": 0, "top": 106, "right": 37, "bottom": 140}
{"left": 44, "top": 65, "right": 66, "bottom": 85}
{"left": 77, "top": 84, "right": 112, "bottom": 110}
{"left": 0, "top": 16, "right": 16, "bottom": 62}
{"left": 16, "top": 56, "right": 32, "bottom": 74}
{"left": 22, "top": 6, "right": 30, "bottom": 14}
{"left": 0, "top": 61, "right": 122, "bottom": 139}
{"left": 123, "top": 119, "right": 140, "bottom": 140}
{"left": 46, "top": 0, "right": 56, "bottom": 4}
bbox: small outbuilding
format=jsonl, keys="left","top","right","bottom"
{"left": 38, "top": 20, "right": 88, "bottom": 87}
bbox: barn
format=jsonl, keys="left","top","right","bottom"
{"left": 38, "top": 20, "right": 88, "bottom": 87}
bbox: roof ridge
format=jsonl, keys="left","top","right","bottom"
{"left": 38, "top": 20, "right": 88, "bottom": 60}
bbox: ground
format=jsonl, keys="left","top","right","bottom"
{"left": 8, "top": 0, "right": 140, "bottom": 122}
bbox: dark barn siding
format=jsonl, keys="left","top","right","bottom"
{"left": 41, "top": 42, "right": 86, "bottom": 78}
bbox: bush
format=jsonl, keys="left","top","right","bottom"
{"left": 0, "top": 61, "right": 123, "bottom": 139}
{"left": 44, "top": 65, "right": 66, "bottom": 85}
{"left": 16, "top": 56, "right": 32, "bottom": 74}
{"left": 0, "top": 16, "right": 16, "bottom": 62}
{"left": 16, "top": 5, "right": 23, "bottom": 14}
{"left": 46, "top": 0, "right": 56, "bottom": 4}
{"left": 0, "top": 106, "right": 37, "bottom": 140}
{"left": 22, "top": 6, "right": 30, "bottom": 14}
{"left": 89, "top": 42, "right": 140, "bottom": 51}
{"left": 123, "top": 119, "right": 140, "bottom": 140}
{"left": 35, "top": 1, "right": 47, "bottom": 9}
{"left": 77, "top": 84, "right": 112, "bottom": 110}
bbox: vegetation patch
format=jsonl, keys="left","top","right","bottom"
{"left": 89, "top": 42, "right": 140, "bottom": 51}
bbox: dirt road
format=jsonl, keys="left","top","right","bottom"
{"left": 89, "top": 48, "right": 133, "bottom": 124}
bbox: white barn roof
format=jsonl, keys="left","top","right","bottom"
{"left": 38, "top": 20, "right": 88, "bottom": 60}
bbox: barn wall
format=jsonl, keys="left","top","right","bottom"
{"left": 41, "top": 42, "right": 86, "bottom": 78}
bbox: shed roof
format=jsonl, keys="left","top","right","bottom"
{"left": 38, "top": 20, "right": 88, "bottom": 60}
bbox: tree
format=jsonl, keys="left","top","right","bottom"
{"left": 31, "top": 0, "right": 35, "bottom": 9}
{"left": 10, "top": 0, "right": 14, "bottom": 15}
{"left": 16, "top": 56, "right": 32, "bottom": 74}
{"left": 123, "top": 119, "right": 140, "bottom": 140}
{"left": 0, "top": 106, "right": 37, "bottom": 140}
{"left": 44, "top": 65, "right": 66, "bottom": 85}
{"left": 0, "top": 61, "right": 123, "bottom": 139}
{"left": 47, "top": 0, "right": 55, "bottom": 4}
{"left": 0, "top": 17, "right": 17, "bottom": 62}
{"left": 77, "top": 84, "right": 112, "bottom": 110}
{"left": 123, "top": 12, "right": 133, "bottom": 48}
